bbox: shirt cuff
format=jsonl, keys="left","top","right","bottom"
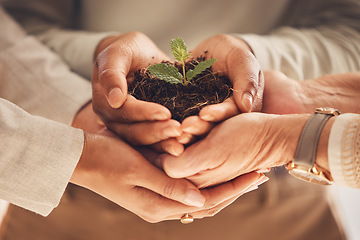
{"left": 0, "top": 99, "right": 85, "bottom": 216}
{"left": 328, "top": 113, "right": 360, "bottom": 188}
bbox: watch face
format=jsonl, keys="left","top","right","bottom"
{"left": 289, "top": 169, "right": 332, "bottom": 185}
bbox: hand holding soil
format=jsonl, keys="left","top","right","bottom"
{"left": 92, "top": 32, "right": 185, "bottom": 155}
{"left": 92, "top": 33, "right": 265, "bottom": 156}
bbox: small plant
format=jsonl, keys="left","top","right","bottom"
{"left": 148, "top": 37, "right": 217, "bottom": 86}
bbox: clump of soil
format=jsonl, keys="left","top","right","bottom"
{"left": 128, "top": 57, "right": 232, "bottom": 122}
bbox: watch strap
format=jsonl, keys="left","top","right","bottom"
{"left": 294, "top": 112, "right": 333, "bottom": 168}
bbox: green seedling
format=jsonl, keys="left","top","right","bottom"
{"left": 148, "top": 37, "right": 217, "bottom": 85}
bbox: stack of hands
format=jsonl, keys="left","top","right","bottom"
{"left": 70, "top": 32, "right": 360, "bottom": 223}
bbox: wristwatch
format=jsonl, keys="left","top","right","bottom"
{"left": 286, "top": 107, "right": 341, "bottom": 185}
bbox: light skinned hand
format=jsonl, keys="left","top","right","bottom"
{"left": 71, "top": 104, "right": 265, "bottom": 222}
{"left": 262, "top": 71, "right": 360, "bottom": 114}
{"left": 158, "top": 113, "right": 309, "bottom": 189}
{"left": 178, "top": 34, "right": 264, "bottom": 141}
{"left": 92, "top": 31, "right": 183, "bottom": 154}
{"left": 69, "top": 129, "right": 266, "bottom": 222}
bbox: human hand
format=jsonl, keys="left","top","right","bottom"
{"left": 262, "top": 71, "right": 360, "bottom": 114}
{"left": 92, "top": 31, "right": 183, "bottom": 154}
{"left": 191, "top": 34, "right": 263, "bottom": 117}
{"left": 159, "top": 113, "right": 308, "bottom": 188}
{"left": 178, "top": 34, "right": 264, "bottom": 141}
{"left": 70, "top": 131, "right": 265, "bottom": 223}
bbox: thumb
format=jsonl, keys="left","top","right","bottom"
{"left": 136, "top": 162, "right": 206, "bottom": 207}
{"left": 231, "top": 66, "right": 262, "bottom": 113}
{"left": 158, "top": 146, "right": 213, "bottom": 179}
{"left": 94, "top": 45, "right": 132, "bottom": 108}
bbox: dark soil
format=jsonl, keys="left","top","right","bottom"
{"left": 128, "top": 57, "right": 232, "bottom": 122}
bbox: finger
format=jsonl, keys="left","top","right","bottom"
{"left": 165, "top": 171, "right": 262, "bottom": 220}
{"left": 160, "top": 137, "right": 223, "bottom": 178}
{"left": 176, "top": 132, "right": 196, "bottom": 145}
{"left": 110, "top": 119, "right": 182, "bottom": 145}
{"left": 134, "top": 162, "right": 206, "bottom": 208}
{"left": 132, "top": 172, "right": 261, "bottom": 222}
{"left": 181, "top": 116, "right": 214, "bottom": 136}
{"left": 165, "top": 194, "right": 241, "bottom": 221}
{"left": 232, "top": 69, "right": 260, "bottom": 113}
{"left": 226, "top": 49, "right": 261, "bottom": 113}
{"left": 199, "top": 97, "right": 240, "bottom": 122}
{"left": 256, "top": 168, "right": 271, "bottom": 173}
{"left": 150, "top": 139, "right": 184, "bottom": 157}
{"left": 252, "top": 70, "right": 264, "bottom": 112}
{"left": 95, "top": 45, "right": 133, "bottom": 108}
{"left": 112, "top": 95, "right": 171, "bottom": 122}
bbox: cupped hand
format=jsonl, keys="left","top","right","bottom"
{"left": 179, "top": 34, "right": 264, "bottom": 140}
{"left": 70, "top": 130, "right": 265, "bottom": 223}
{"left": 191, "top": 34, "right": 264, "bottom": 117}
{"left": 92, "top": 31, "right": 183, "bottom": 152}
{"left": 159, "top": 113, "right": 307, "bottom": 188}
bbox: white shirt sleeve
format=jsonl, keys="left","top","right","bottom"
{"left": 328, "top": 113, "right": 360, "bottom": 188}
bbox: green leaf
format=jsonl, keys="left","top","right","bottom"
{"left": 148, "top": 63, "right": 183, "bottom": 84}
{"left": 186, "top": 58, "right": 217, "bottom": 81}
{"left": 170, "top": 37, "right": 191, "bottom": 63}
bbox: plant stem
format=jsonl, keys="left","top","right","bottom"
{"left": 182, "top": 62, "right": 188, "bottom": 85}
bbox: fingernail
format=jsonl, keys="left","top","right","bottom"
{"left": 177, "top": 133, "right": 192, "bottom": 144}
{"left": 184, "top": 189, "right": 205, "bottom": 207}
{"left": 182, "top": 125, "right": 197, "bottom": 134}
{"left": 153, "top": 112, "right": 169, "bottom": 121}
{"left": 200, "top": 114, "right": 215, "bottom": 121}
{"left": 242, "top": 92, "right": 253, "bottom": 113}
{"left": 96, "top": 117, "right": 105, "bottom": 126}
{"left": 108, "top": 88, "right": 123, "bottom": 108}
{"left": 166, "top": 145, "right": 183, "bottom": 156}
{"left": 164, "top": 127, "right": 182, "bottom": 137}
{"left": 243, "top": 185, "right": 258, "bottom": 194}
{"left": 255, "top": 175, "right": 269, "bottom": 186}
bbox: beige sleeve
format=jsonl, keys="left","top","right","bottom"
{"left": 0, "top": 5, "right": 92, "bottom": 125}
{"left": 2, "top": 0, "right": 116, "bottom": 80}
{"left": 238, "top": 0, "right": 360, "bottom": 80}
{"left": 0, "top": 6, "right": 87, "bottom": 215}
{"left": 0, "top": 98, "right": 84, "bottom": 216}
{"left": 329, "top": 114, "right": 360, "bottom": 188}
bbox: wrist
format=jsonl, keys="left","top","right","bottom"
{"left": 70, "top": 132, "right": 98, "bottom": 188}
{"left": 278, "top": 115, "right": 311, "bottom": 166}
{"left": 257, "top": 114, "right": 309, "bottom": 168}
{"left": 299, "top": 73, "right": 360, "bottom": 114}
{"left": 315, "top": 117, "right": 334, "bottom": 172}
{"left": 299, "top": 81, "right": 324, "bottom": 113}
{"left": 285, "top": 109, "right": 339, "bottom": 185}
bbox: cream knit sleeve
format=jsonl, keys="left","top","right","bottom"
{"left": 329, "top": 114, "right": 360, "bottom": 188}
{"left": 238, "top": 0, "right": 360, "bottom": 80}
